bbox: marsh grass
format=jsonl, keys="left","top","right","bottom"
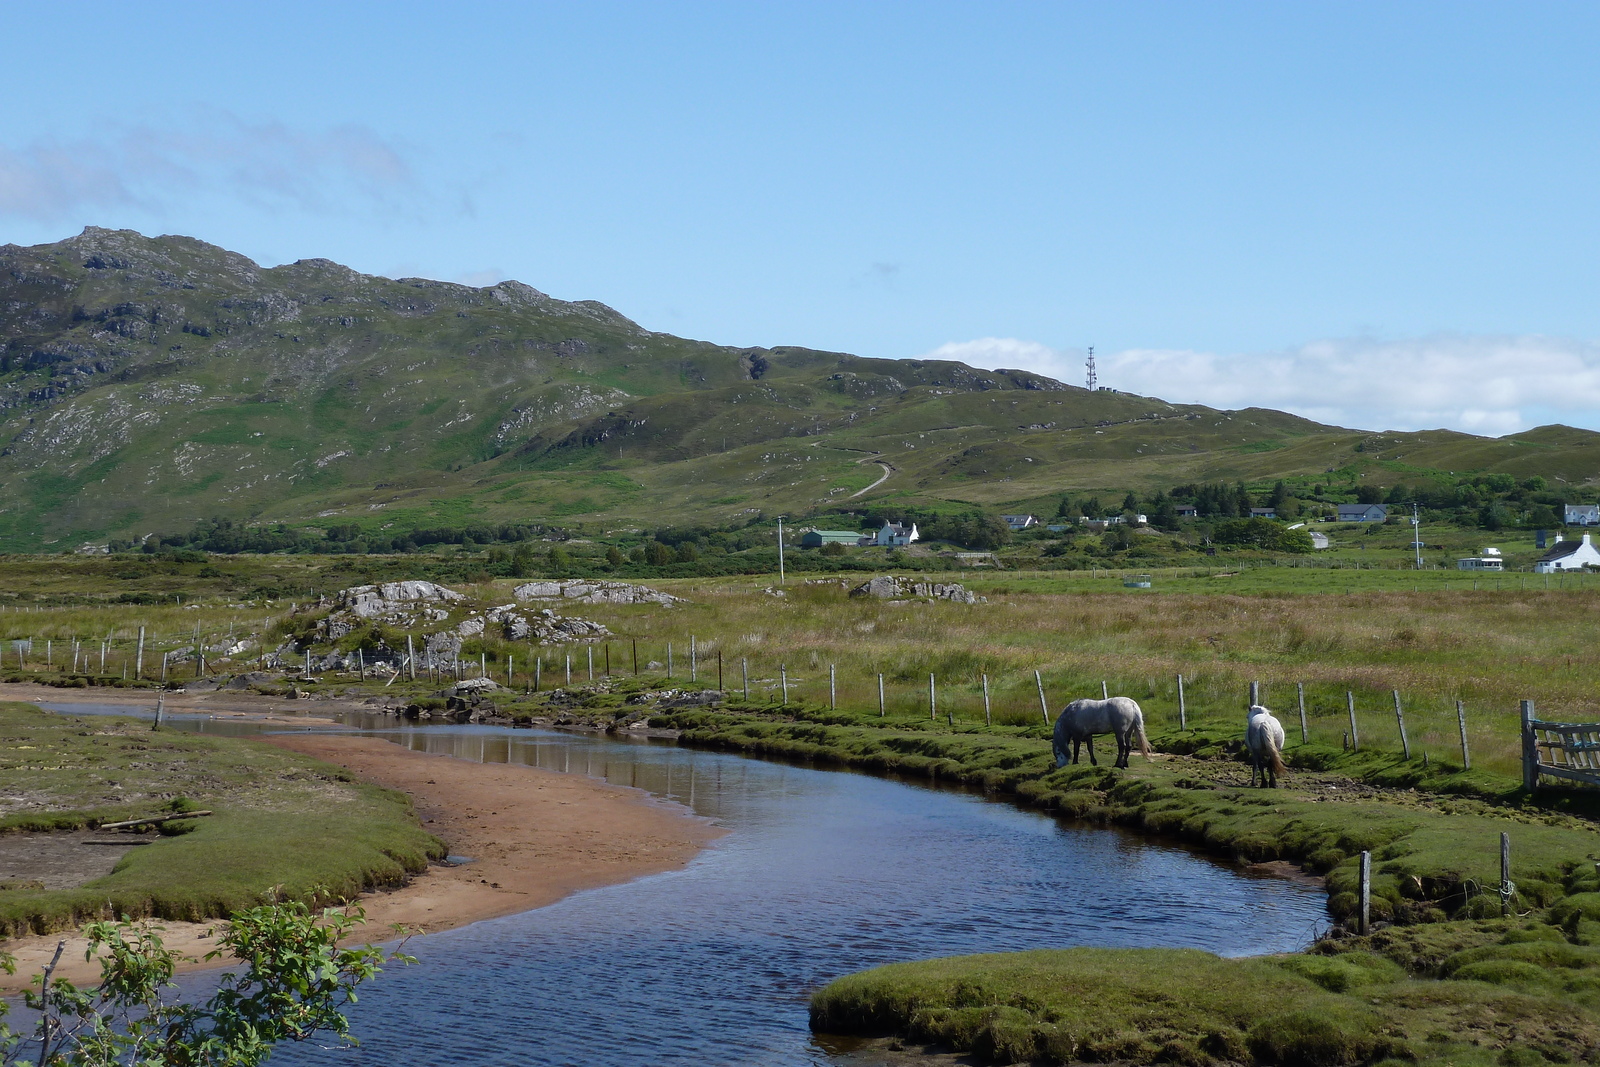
{"left": 0, "top": 702, "right": 442, "bottom": 936}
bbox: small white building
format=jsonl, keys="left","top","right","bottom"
{"left": 1174, "top": 504, "right": 1199, "bottom": 518}
{"left": 1565, "top": 504, "right": 1600, "bottom": 526}
{"left": 1249, "top": 507, "right": 1277, "bottom": 519}
{"left": 1337, "top": 503, "right": 1388, "bottom": 522}
{"left": 1457, "top": 547, "right": 1505, "bottom": 571}
{"left": 1534, "top": 533, "right": 1600, "bottom": 573}
{"left": 1002, "top": 514, "right": 1038, "bottom": 531}
{"left": 871, "top": 521, "right": 919, "bottom": 547}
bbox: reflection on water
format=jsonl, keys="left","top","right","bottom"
{"left": 42, "top": 704, "right": 1329, "bottom": 1066}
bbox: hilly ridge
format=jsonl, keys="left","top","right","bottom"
{"left": 2, "top": 226, "right": 1598, "bottom": 551}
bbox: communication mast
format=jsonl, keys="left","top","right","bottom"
{"left": 1086, "top": 346, "right": 1097, "bottom": 391}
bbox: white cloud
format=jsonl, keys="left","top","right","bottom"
{"left": 0, "top": 112, "right": 418, "bottom": 222}
{"left": 923, "top": 334, "right": 1600, "bottom": 437}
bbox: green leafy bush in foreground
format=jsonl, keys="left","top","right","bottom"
{"left": 0, "top": 902, "right": 406, "bottom": 1066}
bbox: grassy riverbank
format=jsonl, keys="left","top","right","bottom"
{"left": 0, "top": 702, "right": 443, "bottom": 937}
{"left": 639, "top": 704, "right": 1600, "bottom": 1065}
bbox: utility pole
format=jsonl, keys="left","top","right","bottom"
{"left": 1411, "top": 502, "right": 1423, "bottom": 570}
{"left": 777, "top": 516, "right": 786, "bottom": 585}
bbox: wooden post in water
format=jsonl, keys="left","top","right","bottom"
{"left": 1297, "top": 682, "right": 1308, "bottom": 744}
{"left": 1347, "top": 691, "right": 1359, "bottom": 752}
{"left": 1359, "top": 851, "right": 1372, "bottom": 935}
{"left": 1035, "top": 670, "right": 1049, "bottom": 722}
{"left": 153, "top": 695, "right": 164, "bottom": 732}
{"left": 877, "top": 673, "right": 885, "bottom": 717}
{"left": 135, "top": 626, "right": 145, "bottom": 681}
{"left": 929, "top": 673, "right": 936, "bottom": 721}
{"left": 1521, "top": 700, "right": 1537, "bottom": 792}
{"left": 982, "top": 674, "right": 992, "bottom": 726}
{"left": 1176, "top": 674, "right": 1187, "bottom": 730}
{"left": 829, "top": 664, "right": 836, "bottom": 710}
{"left": 1393, "top": 689, "right": 1410, "bottom": 759}
{"left": 1457, "top": 701, "right": 1471, "bottom": 771}
{"left": 742, "top": 657, "right": 750, "bottom": 701}
{"left": 1500, "top": 832, "right": 1513, "bottom": 917}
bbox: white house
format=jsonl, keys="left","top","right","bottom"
{"left": 1337, "top": 503, "right": 1388, "bottom": 522}
{"left": 1534, "top": 533, "right": 1600, "bottom": 573}
{"left": 1457, "top": 547, "right": 1505, "bottom": 571}
{"left": 1565, "top": 504, "right": 1600, "bottom": 526}
{"left": 871, "top": 521, "right": 919, "bottom": 547}
{"left": 1002, "top": 514, "right": 1038, "bottom": 531}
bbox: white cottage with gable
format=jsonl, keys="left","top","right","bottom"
{"left": 871, "top": 521, "right": 919, "bottom": 547}
{"left": 1534, "top": 533, "right": 1600, "bottom": 573}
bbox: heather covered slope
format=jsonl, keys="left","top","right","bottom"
{"left": 3, "top": 227, "right": 1598, "bottom": 550}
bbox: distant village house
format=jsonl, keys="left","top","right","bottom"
{"left": 870, "top": 521, "right": 918, "bottom": 547}
{"left": 1534, "top": 533, "right": 1600, "bottom": 573}
{"left": 1174, "top": 504, "right": 1199, "bottom": 518}
{"left": 1002, "top": 514, "right": 1038, "bottom": 530}
{"left": 1565, "top": 504, "right": 1600, "bottom": 526}
{"left": 1337, "top": 503, "right": 1388, "bottom": 522}
{"left": 1249, "top": 507, "right": 1277, "bottom": 519}
{"left": 800, "top": 530, "right": 862, "bottom": 548}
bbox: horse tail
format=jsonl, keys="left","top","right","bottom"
{"left": 1136, "top": 710, "right": 1152, "bottom": 759}
{"left": 1265, "top": 728, "right": 1287, "bottom": 776}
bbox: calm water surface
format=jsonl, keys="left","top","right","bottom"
{"left": 42, "top": 703, "right": 1328, "bottom": 1066}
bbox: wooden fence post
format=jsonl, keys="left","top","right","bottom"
{"left": 667, "top": 642, "right": 673, "bottom": 679}
{"left": 359, "top": 649, "right": 366, "bottom": 681}
{"left": 1297, "top": 682, "right": 1308, "bottom": 744}
{"left": 1500, "top": 831, "right": 1513, "bottom": 917}
{"left": 982, "top": 674, "right": 992, "bottom": 726}
{"left": 565, "top": 654, "right": 571, "bottom": 686}
{"left": 605, "top": 644, "right": 611, "bottom": 677}
{"left": 690, "top": 636, "right": 696, "bottom": 682}
{"left": 1036, "top": 670, "right": 1049, "bottom": 722}
{"left": 1521, "top": 700, "right": 1537, "bottom": 792}
{"left": 1347, "top": 691, "right": 1359, "bottom": 752}
{"left": 1249, "top": 679, "right": 1259, "bottom": 707}
{"left": 781, "top": 665, "right": 788, "bottom": 704}
{"left": 535, "top": 657, "right": 541, "bottom": 692}
{"left": 1457, "top": 701, "right": 1470, "bottom": 771}
{"left": 587, "top": 646, "right": 594, "bottom": 682}
{"left": 830, "top": 664, "right": 836, "bottom": 710}
{"left": 929, "top": 673, "right": 936, "bottom": 720}
{"left": 407, "top": 635, "right": 416, "bottom": 681}
{"left": 1359, "top": 851, "right": 1372, "bottom": 934}
{"left": 1176, "top": 673, "right": 1187, "bottom": 730}
{"left": 1101, "top": 680, "right": 1109, "bottom": 700}
{"left": 877, "top": 673, "right": 885, "bottom": 717}
{"left": 135, "top": 626, "right": 145, "bottom": 680}
{"left": 1393, "top": 690, "right": 1410, "bottom": 759}
{"left": 742, "top": 657, "right": 749, "bottom": 701}
{"left": 718, "top": 650, "right": 723, "bottom": 692}
{"left": 632, "top": 639, "right": 638, "bottom": 676}
{"left": 507, "top": 654, "right": 513, "bottom": 688}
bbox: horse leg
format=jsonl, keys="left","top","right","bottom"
{"left": 1070, "top": 739, "right": 1080, "bottom": 765}
{"left": 1086, "top": 736, "right": 1097, "bottom": 766}
{"left": 1114, "top": 729, "right": 1129, "bottom": 768}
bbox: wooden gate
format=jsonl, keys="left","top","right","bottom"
{"left": 1522, "top": 700, "right": 1600, "bottom": 789}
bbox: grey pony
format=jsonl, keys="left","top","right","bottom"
{"left": 1052, "top": 696, "right": 1152, "bottom": 770}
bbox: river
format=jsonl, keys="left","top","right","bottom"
{"left": 39, "top": 704, "right": 1328, "bottom": 1066}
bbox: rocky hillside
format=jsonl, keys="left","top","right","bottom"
{"left": 3, "top": 227, "right": 1598, "bottom": 550}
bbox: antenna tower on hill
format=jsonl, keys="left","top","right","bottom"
{"left": 1085, "top": 346, "right": 1097, "bottom": 391}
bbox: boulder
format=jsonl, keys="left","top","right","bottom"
{"left": 512, "top": 580, "right": 682, "bottom": 606}
{"left": 337, "top": 581, "right": 465, "bottom": 619}
{"left": 848, "top": 576, "right": 983, "bottom": 604}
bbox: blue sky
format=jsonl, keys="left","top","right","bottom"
{"left": 3, "top": 2, "right": 1599, "bottom": 435}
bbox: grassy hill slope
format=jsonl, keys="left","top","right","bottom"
{"left": 3, "top": 227, "right": 1598, "bottom": 550}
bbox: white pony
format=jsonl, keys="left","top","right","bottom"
{"left": 1245, "top": 704, "right": 1288, "bottom": 788}
{"left": 1053, "top": 696, "right": 1151, "bottom": 769}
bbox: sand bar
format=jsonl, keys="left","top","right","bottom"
{"left": 0, "top": 687, "right": 722, "bottom": 991}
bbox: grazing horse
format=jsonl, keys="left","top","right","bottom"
{"left": 1245, "top": 704, "right": 1288, "bottom": 788}
{"left": 1053, "top": 696, "right": 1151, "bottom": 769}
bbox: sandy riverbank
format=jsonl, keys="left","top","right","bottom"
{"left": 1, "top": 686, "right": 722, "bottom": 991}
